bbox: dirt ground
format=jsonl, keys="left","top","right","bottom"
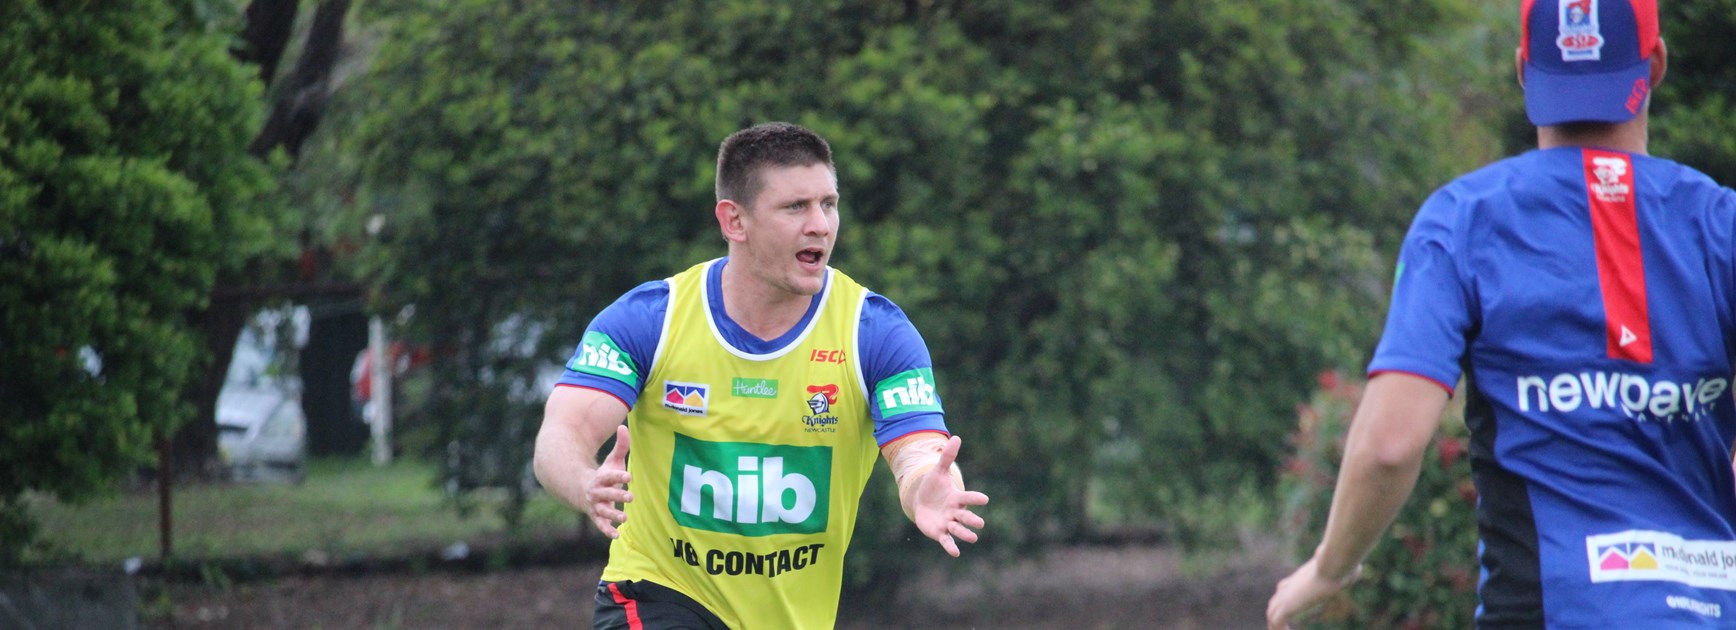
{"left": 144, "top": 542, "right": 1288, "bottom": 629}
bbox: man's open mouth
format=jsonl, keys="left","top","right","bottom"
{"left": 797, "top": 249, "right": 824, "bottom": 265}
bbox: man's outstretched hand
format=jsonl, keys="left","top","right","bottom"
{"left": 585, "top": 425, "right": 633, "bottom": 538}
{"left": 910, "top": 436, "right": 989, "bottom": 557}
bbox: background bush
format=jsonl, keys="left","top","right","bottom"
{"left": 1281, "top": 371, "right": 1478, "bottom": 629}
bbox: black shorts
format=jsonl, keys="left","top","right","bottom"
{"left": 593, "top": 580, "right": 728, "bottom": 630}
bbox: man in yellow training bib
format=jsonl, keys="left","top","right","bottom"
{"left": 534, "top": 122, "right": 990, "bottom": 629}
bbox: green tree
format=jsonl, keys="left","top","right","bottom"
{"left": 1654, "top": 0, "right": 1736, "bottom": 183}
{"left": 837, "top": 0, "right": 1509, "bottom": 541}
{"left": 0, "top": 0, "right": 277, "bottom": 564}
{"left": 314, "top": 0, "right": 752, "bottom": 523}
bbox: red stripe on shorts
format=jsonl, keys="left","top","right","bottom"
{"left": 608, "top": 583, "right": 645, "bottom": 630}
{"left": 1583, "top": 148, "right": 1652, "bottom": 363}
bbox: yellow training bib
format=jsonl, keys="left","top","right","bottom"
{"left": 600, "top": 258, "right": 876, "bottom": 630}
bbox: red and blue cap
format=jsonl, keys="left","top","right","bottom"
{"left": 1520, "top": 0, "right": 1659, "bottom": 126}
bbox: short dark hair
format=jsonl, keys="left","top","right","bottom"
{"left": 715, "top": 122, "right": 834, "bottom": 208}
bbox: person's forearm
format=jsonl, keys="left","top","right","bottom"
{"left": 1313, "top": 440, "right": 1426, "bottom": 580}
{"left": 1311, "top": 373, "right": 1448, "bottom": 581}
{"left": 533, "top": 426, "right": 593, "bottom": 509}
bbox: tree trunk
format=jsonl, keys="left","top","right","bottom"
{"left": 174, "top": 0, "right": 354, "bottom": 476}
{"left": 250, "top": 0, "right": 351, "bottom": 160}
{"left": 235, "top": 0, "right": 299, "bottom": 86}
{"left": 173, "top": 283, "right": 250, "bottom": 476}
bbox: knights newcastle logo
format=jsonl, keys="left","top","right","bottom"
{"left": 803, "top": 384, "right": 840, "bottom": 432}
{"left": 1556, "top": 0, "right": 1605, "bottom": 61}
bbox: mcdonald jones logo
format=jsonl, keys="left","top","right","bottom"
{"left": 663, "top": 381, "right": 710, "bottom": 416}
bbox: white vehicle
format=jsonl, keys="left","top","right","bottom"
{"left": 218, "top": 383, "right": 306, "bottom": 483}
{"left": 217, "top": 311, "right": 308, "bottom": 484}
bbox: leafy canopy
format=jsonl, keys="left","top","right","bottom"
{"left": 0, "top": 0, "right": 277, "bottom": 564}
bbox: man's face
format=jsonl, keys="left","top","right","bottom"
{"left": 736, "top": 162, "right": 839, "bottom": 298}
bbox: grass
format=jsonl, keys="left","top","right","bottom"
{"left": 27, "top": 457, "right": 580, "bottom": 567}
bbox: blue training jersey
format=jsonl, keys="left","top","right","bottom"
{"left": 556, "top": 257, "right": 949, "bottom": 446}
{"left": 1373, "top": 146, "right": 1736, "bottom": 627}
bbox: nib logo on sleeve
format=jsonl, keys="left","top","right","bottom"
{"left": 567, "top": 331, "right": 638, "bottom": 388}
{"left": 874, "top": 368, "right": 941, "bottom": 416}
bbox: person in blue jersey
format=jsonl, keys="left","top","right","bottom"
{"left": 532, "top": 122, "right": 990, "bottom": 629}
{"left": 1268, "top": 1, "right": 1736, "bottom": 628}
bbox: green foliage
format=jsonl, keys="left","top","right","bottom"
{"left": 1654, "top": 0, "right": 1736, "bottom": 184}
{"left": 0, "top": 0, "right": 277, "bottom": 565}
{"left": 1281, "top": 372, "right": 1478, "bottom": 629}
{"left": 882, "top": 0, "right": 1506, "bottom": 540}
{"left": 0, "top": 497, "right": 40, "bottom": 566}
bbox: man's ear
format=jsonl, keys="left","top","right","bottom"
{"left": 1514, "top": 46, "right": 1526, "bottom": 89}
{"left": 1650, "top": 37, "right": 1668, "bottom": 88}
{"left": 716, "top": 199, "right": 747, "bottom": 243}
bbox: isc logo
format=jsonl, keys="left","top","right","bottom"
{"left": 669, "top": 434, "right": 831, "bottom": 536}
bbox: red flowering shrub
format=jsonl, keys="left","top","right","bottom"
{"left": 1280, "top": 371, "right": 1478, "bottom": 629}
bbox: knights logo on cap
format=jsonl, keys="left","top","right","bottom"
{"left": 1557, "top": 0, "right": 1604, "bottom": 61}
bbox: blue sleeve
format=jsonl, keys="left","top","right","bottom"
{"left": 556, "top": 281, "right": 667, "bottom": 408}
{"left": 858, "top": 292, "right": 949, "bottom": 445}
{"left": 1368, "top": 187, "right": 1474, "bottom": 392}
